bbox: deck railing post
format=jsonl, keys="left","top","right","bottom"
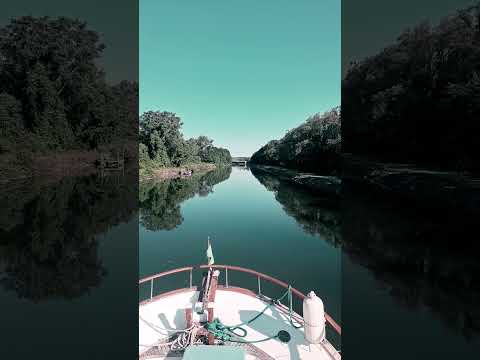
{"left": 150, "top": 279, "right": 153, "bottom": 299}
{"left": 225, "top": 268, "right": 229, "bottom": 288}
{"left": 289, "top": 286, "right": 293, "bottom": 313}
{"left": 258, "top": 276, "right": 262, "bottom": 295}
{"left": 189, "top": 268, "right": 193, "bottom": 288}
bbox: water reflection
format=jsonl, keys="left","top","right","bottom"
{"left": 250, "top": 166, "right": 341, "bottom": 247}
{"left": 0, "top": 170, "right": 137, "bottom": 301}
{"left": 251, "top": 165, "right": 479, "bottom": 342}
{"left": 342, "top": 182, "right": 480, "bottom": 340}
{"left": 139, "top": 166, "right": 232, "bottom": 231}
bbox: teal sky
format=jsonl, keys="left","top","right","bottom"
{"left": 140, "top": 0, "right": 340, "bottom": 156}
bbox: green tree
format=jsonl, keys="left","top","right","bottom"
{"left": 25, "top": 62, "right": 73, "bottom": 149}
{"left": 0, "top": 16, "right": 137, "bottom": 154}
{"left": 0, "top": 93, "right": 23, "bottom": 136}
{"left": 201, "top": 146, "right": 232, "bottom": 164}
{"left": 342, "top": 3, "right": 480, "bottom": 171}
{"left": 139, "top": 110, "right": 232, "bottom": 169}
{"left": 251, "top": 108, "right": 341, "bottom": 174}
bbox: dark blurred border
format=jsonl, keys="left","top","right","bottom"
{"left": 0, "top": 1, "right": 138, "bottom": 359}
{"left": 342, "top": 1, "right": 480, "bottom": 358}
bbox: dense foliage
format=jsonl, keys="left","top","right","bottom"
{"left": 250, "top": 108, "right": 341, "bottom": 174}
{"left": 342, "top": 4, "right": 480, "bottom": 171}
{"left": 0, "top": 16, "right": 137, "bottom": 154}
{"left": 139, "top": 111, "right": 231, "bottom": 170}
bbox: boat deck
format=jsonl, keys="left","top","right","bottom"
{"left": 139, "top": 287, "right": 340, "bottom": 360}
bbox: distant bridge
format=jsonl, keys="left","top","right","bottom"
{"left": 231, "top": 157, "right": 250, "bottom": 166}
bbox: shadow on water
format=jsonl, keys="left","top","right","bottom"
{"left": 139, "top": 166, "right": 232, "bottom": 231}
{"left": 0, "top": 169, "right": 137, "bottom": 301}
{"left": 342, "top": 181, "right": 480, "bottom": 345}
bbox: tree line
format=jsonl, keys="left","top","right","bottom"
{"left": 250, "top": 107, "right": 341, "bottom": 174}
{"left": 0, "top": 16, "right": 137, "bottom": 155}
{"left": 139, "top": 110, "right": 231, "bottom": 172}
{"left": 342, "top": 3, "right": 480, "bottom": 172}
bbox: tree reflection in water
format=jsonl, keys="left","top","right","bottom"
{"left": 342, "top": 182, "right": 480, "bottom": 340}
{"left": 0, "top": 171, "right": 137, "bottom": 301}
{"left": 139, "top": 166, "right": 232, "bottom": 231}
{"left": 251, "top": 166, "right": 480, "bottom": 340}
{"left": 250, "top": 166, "right": 341, "bottom": 247}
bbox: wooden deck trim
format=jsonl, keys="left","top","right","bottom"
{"left": 185, "top": 308, "right": 193, "bottom": 328}
{"left": 208, "top": 271, "right": 219, "bottom": 303}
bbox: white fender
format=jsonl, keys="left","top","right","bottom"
{"left": 303, "top": 291, "right": 326, "bottom": 344}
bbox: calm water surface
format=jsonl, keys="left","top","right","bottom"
{"left": 139, "top": 166, "right": 342, "bottom": 343}
{"left": 140, "top": 165, "right": 480, "bottom": 358}
{"left": 0, "top": 173, "right": 138, "bottom": 359}
{"left": 341, "top": 181, "right": 480, "bottom": 359}
{"left": 1, "top": 166, "right": 478, "bottom": 358}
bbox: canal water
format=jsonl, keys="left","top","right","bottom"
{"left": 341, "top": 181, "right": 480, "bottom": 359}
{"left": 1, "top": 165, "right": 478, "bottom": 358}
{"left": 0, "top": 173, "right": 139, "bottom": 359}
{"left": 139, "top": 165, "right": 342, "bottom": 344}
{"left": 139, "top": 165, "right": 480, "bottom": 358}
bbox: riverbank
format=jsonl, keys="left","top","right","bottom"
{"left": 0, "top": 142, "right": 137, "bottom": 184}
{"left": 342, "top": 154, "right": 480, "bottom": 215}
{"left": 0, "top": 150, "right": 100, "bottom": 184}
{"left": 249, "top": 164, "right": 341, "bottom": 197}
{"left": 140, "top": 162, "right": 217, "bottom": 182}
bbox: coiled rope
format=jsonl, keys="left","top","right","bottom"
{"left": 206, "top": 285, "right": 303, "bottom": 344}
{"left": 140, "top": 285, "right": 304, "bottom": 350}
{"left": 139, "top": 314, "right": 202, "bottom": 351}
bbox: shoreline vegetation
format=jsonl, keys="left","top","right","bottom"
{"left": 250, "top": 108, "right": 341, "bottom": 175}
{"left": 250, "top": 4, "right": 480, "bottom": 213}
{"left": 342, "top": 4, "right": 480, "bottom": 174}
{"left": 249, "top": 108, "right": 341, "bottom": 197}
{"left": 0, "top": 16, "right": 137, "bottom": 183}
{"left": 140, "top": 162, "right": 217, "bottom": 182}
{"left": 139, "top": 111, "right": 232, "bottom": 180}
{"left": 340, "top": 3, "right": 480, "bottom": 212}
{"left": 0, "top": 143, "right": 137, "bottom": 184}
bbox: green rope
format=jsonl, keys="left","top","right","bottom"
{"left": 286, "top": 285, "right": 303, "bottom": 329}
{"left": 206, "top": 285, "right": 303, "bottom": 344}
{"left": 207, "top": 318, "right": 279, "bottom": 343}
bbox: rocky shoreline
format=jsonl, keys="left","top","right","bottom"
{"left": 342, "top": 155, "right": 480, "bottom": 215}
{"left": 249, "top": 164, "right": 341, "bottom": 197}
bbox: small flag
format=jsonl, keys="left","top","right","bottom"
{"left": 206, "top": 237, "right": 215, "bottom": 265}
